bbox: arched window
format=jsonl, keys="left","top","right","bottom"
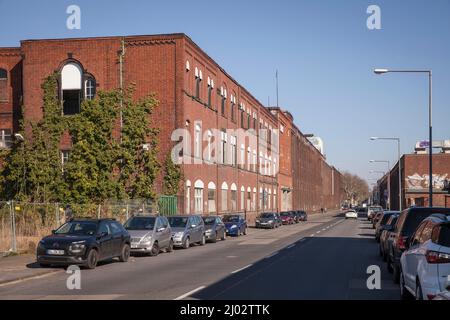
{"left": 230, "top": 183, "right": 237, "bottom": 211}
{"left": 207, "top": 182, "right": 216, "bottom": 213}
{"left": 61, "top": 62, "right": 83, "bottom": 115}
{"left": 221, "top": 182, "right": 228, "bottom": 212}
{"left": 0, "top": 68, "right": 7, "bottom": 101}
{"left": 84, "top": 75, "right": 96, "bottom": 100}
{"left": 194, "top": 180, "right": 204, "bottom": 213}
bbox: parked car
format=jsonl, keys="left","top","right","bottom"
{"left": 368, "top": 206, "right": 383, "bottom": 221}
{"left": 255, "top": 212, "right": 282, "bottom": 229}
{"left": 223, "top": 214, "right": 247, "bottom": 236}
{"left": 375, "top": 211, "right": 400, "bottom": 242}
{"left": 37, "top": 218, "right": 131, "bottom": 269}
{"left": 388, "top": 207, "right": 450, "bottom": 283}
{"left": 372, "top": 211, "right": 384, "bottom": 229}
{"left": 345, "top": 209, "right": 358, "bottom": 219}
{"left": 296, "top": 210, "right": 308, "bottom": 221}
{"left": 168, "top": 215, "right": 205, "bottom": 249}
{"left": 202, "top": 216, "right": 226, "bottom": 242}
{"left": 124, "top": 215, "right": 173, "bottom": 256}
{"left": 280, "top": 211, "right": 295, "bottom": 225}
{"left": 399, "top": 214, "right": 450, "bottom": 300}
{"left": 433, "top": 278, "right": 450, "bottom": 300}
{"left": 379, "top": 214, "right": 399, "bottom": 261}
{"left": 290, "top": 211, "right": 301, "bottom": 223}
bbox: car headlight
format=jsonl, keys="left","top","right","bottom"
{"left": 142, "top": 235, "right": 152, "bottom": 243}
{"left": 69, "top": 241, "right": 86, "bottom": 253}
{"left": 256, "top": 219, "right": 260, "bottom": 223}
{"left": 231, "top": 225, "right": 237, "bottom": 229}
{"left": 268, "top": 220, "right": 273, "bottom": 223}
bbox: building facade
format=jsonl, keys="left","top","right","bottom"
{"left": 0, "top": 33, "right": 343, "bottom": 222}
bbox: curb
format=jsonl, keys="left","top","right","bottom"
{"left": 0, "top": 268, "right": 62, "bottom": 287}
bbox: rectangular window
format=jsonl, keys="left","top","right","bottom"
{"left": 221, "top": 130, "right": 227, "bottom": 164}
{"left": 61, "top": 150, "right": 70, "bottom": 168}
{"left": 240, "top": 111, "right": 245, "bottom": 128}
{"left": 0, "top": 129, "right": 12, "bottom": 149}
{"left": 0, "top": 69, "right": 7, "bottom": 101}
{"left": 247, "top": 113, "right": 251, "bottom": 129}
{"left": 231, "top": 136, "right": 237, "bottom": 167}
{"left": 221, "top": 97, "right": 226, "bottom": 116}
{"left": 221, "top": 189, "right": 228, "bottom": 212}
{"left": 241, "top": 190, "right": 245, "bottom": 210}
{"left": 208, "top": 189, "right": 216, "bottom": 213}
{"left": 231, "top": 190, "right": 237, "bottom": 211}
{"left": 195, "top": 78, "right": 201, "bottom": 99}
{"left": 207, "top": 86, "right": 212, "bottom": 107}
{"left": 231, "top": 103, "right": 236, "bottom": 122}
{"left": 63, "top": 90, "right": 81, "bottom": 115}
{"left": 194, "top": 188, "right": 203, "bottom": 213}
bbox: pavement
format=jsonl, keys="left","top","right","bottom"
{"left": 0, "top": 210, "right": 400, "bottom": 300}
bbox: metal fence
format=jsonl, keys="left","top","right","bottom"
{"left": 0, "top": 199, "right": 163, "bottom": 254}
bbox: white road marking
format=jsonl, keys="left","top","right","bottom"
{"left": 174, "top": 286, "right": 206, "bottom": 300}
{"left": 231, "top": 264, "right": 252, "bottom": 274}
{"left": 265, "top": 251, "right": 279, "bottom": 259}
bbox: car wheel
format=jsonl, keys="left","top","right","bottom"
{"left": 393, "top": 263, "right": 400, "bottom": 284}
{"left": 416, "top": 279, "right": 423, "bottom": 300}
{"left": 183, "top": 237, "right": 190, "bottom": 249}
{"left": 221, "top": 230, "right": 226, "bottom": 241}
{"left": 150, "top": 242, "right": 159, "bottom": 256}
{"left": 85, "top": 249, "right": 98, "bottom": 269}
{"left": 199, "top": 235, "right": 206, "bottom": 246}
{"left": 387, "top": 256, "right": 393, "bottom": 273}
{"left": 166, "top": 239, "right": 174, "bottom": 253}
{"left": 119, "top": 243, "right": 130, "bottom": 262}
{"left": 400, "top": 270, "right": 412, "bottom": 300}
{"left": 210, "top": 232, "right": 217, "bottom": 243}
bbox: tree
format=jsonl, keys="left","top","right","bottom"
{"left": 162, "top": 153, "right": 182, "bottom": 196}
{"left": 342, "top": 171, "right": 369, "bottom": 204}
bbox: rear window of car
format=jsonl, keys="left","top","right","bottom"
{"left": 437, "top": 224, "right": 450, "bottom": 247}
{"left": 401, "top": 209, "right": 450, "bottom": 236}
{"left": 380, "top": 214, "right": 393, "bottom": 225}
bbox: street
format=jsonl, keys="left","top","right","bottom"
{"left": 0, "top": 212, "right": 399, "bottom": 300}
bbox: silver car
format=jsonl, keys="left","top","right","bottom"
{"left": 168, "top": 215, "right": 206, "bottom": 249}
{"left": 124, "top": 215, "right": 173, "bottom": 256}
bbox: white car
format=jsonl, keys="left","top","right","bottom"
{"left": 345, "top": 210, "right": 358, "bottom": 219}
{"left": 400, "top": 214, "right": 450, "bottom": 300}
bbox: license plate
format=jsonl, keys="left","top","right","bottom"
{"left": 46, "top": 249, "right": 64, "bottom": 255}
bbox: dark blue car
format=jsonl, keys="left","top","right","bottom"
{"left": 223, "top": 214, "right": 247, "bottom": 237}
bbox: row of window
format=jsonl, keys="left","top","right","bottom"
{"left": 185, "top": 180, "right": 277, "bottom": 214}
{"left": 187, "top": 61, "right": 276, "bottom": 136}
{"left": 193, "top": 124, "right": 277, "bottom": 176}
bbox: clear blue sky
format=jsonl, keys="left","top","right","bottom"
{"left": 1, "top": 0, "right": 450, "bottom": 185}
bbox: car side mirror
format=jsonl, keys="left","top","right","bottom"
{"left": 51, "top": 230, "right": 56, "bottom": 234}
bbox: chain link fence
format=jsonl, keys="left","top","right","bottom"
{"left": 0, "top": 198, "right": 169, "bottom": 255}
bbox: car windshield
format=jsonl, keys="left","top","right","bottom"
{"left": 223, "top": 216, "right": 240, "bottom": 222}
{"left": 124, "top": 217, "right": 155, "bottom": 230}
{"left": 261, "top": 213, "right": 274, "bottom": 218}
{"left": 403, "top": 211, "right": 450, "bottom": 235}
{"left": 203, "top": 217, "right": 216, "bottom": 225}
{"left": 54, "top": 221, "right": 97, "bottom": 236}
{"left": 168, "top": 217, "right": 189, "bottom": 228}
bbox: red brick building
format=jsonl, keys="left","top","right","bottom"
{"left": 0, "top": 33, "right": 343, "bottom": 221}
{"left": 377, "top": 150, "right": 450, "bottom": 210}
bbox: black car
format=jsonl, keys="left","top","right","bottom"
{"left": 375, "top": 211, "right": 400, "bottom": 242}
{"left": 256, "top": 212, "right": 282, "bottom": 229}
{"left": 296, "top": 210, "right": 308, "bottom": 221}
{"left": 388, "top": 207, "right": 450, "bottom": 283}
{"left": 37, "top": 218, "right": 131, "bottom": 269}
{"left": 379, "top": 214, "right": 399, "bottom": 261}
{"left": 202, "top": 216, "right": 226, "bottom": 242}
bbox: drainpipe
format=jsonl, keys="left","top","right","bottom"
{"left": 119, "top": 38, "right": 126, "bottom": 144}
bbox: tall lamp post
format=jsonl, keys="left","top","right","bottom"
{"left": 370, "top": 137, "right": 402, "bottom": 211}
{"left": 370, "top": 160, "right": 390, "bottom": 210}
{"left": 374, "top": 68, "right": 432, "bottom": 207}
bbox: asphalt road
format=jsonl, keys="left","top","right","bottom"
{"left": 0, "top": 213, "right": 399, "bottom": 300}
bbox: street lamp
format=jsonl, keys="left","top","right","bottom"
{"left": 370, "top": 160, "right": 391, "bottom": 210}
{"left": 370, "top": 136, "right": 402, "bottom": 211}
{"left": 374, "top": 68, "right": 433, "bottom": 207}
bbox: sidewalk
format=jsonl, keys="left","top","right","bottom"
{"left": 0, "top": 254, "right": 62, "bottom": 286}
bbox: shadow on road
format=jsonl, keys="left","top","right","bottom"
{"left": 190, "top": 236, "right": 399, "bottom": 300}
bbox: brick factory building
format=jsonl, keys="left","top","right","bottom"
{"left": 375, "top": 142, "right": 450, "bottom": 210}
{"left": 0, "top": 33, "right": 343, "bottom": 222}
